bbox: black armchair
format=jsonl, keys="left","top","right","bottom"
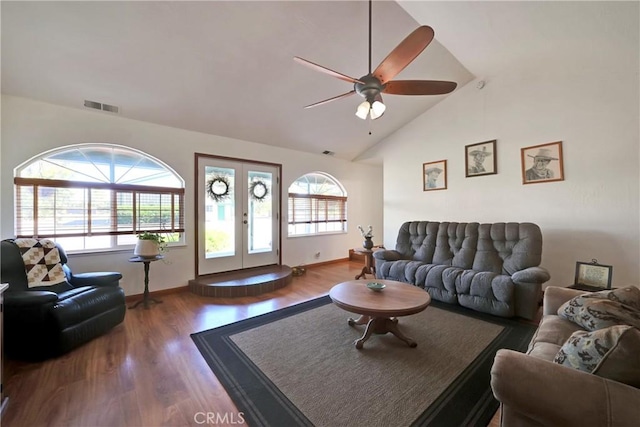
{"left": 0, "top": 239, "right": 126, "bottom": 360}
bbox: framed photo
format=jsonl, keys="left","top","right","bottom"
{"left": 521, "top": 141, "right": 564, "bottom": 184}
{"left": 465, "top": 140, "right": 497, "bottom": 177}
{"left": 574, "top": 260, "right": 613, "bottom": 289}
{"left": 423, "top": 160, "right": 447, "bottom": 191}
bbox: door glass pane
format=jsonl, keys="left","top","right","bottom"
{"left": 248, "top": 171, "right": 272, "bottom": 254}
{"left": 204, "top": 166, "right": 235, "bottom": 258}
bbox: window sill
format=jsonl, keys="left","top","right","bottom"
{"left": 287, "top": 231, "right": 347, "bottom": 239}
{"left": 66, "top": 243, "right": 187, "bottom": 257}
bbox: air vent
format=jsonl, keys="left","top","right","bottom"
{"left": 322, "top": 150, "right": 335, "bottom": 156}
{"left": 84, "top": 100, "right": 119, "bottom": 114}
{"left": 84, "top": 100, "right": 101, "bottom": 110}
{"left": 101, "top": 103, "right": 119, "bottom": 113}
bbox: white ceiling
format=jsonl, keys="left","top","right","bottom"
{"left": 2, "top": 1, "right": 637, "bottom": 161}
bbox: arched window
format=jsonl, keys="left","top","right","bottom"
{"left": 14, "top": 143, "right": 185, "bottom": 252}
{"left": 288, "top": 172, "right": 347, "bottom": 236}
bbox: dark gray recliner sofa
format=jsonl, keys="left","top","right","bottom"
{"left": 373, "top": 221, "right": 550, "bottom": 319}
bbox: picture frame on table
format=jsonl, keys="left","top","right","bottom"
{"left": 574, "top": 260, "right": 613, "bottom": 290}
{"left": 521, "top": 141, "right": 564, "bottom": 184}
{"left": 423, "top": 160, "right": 447, "bottom": 191}
{"left": 465, "top": 140, "right": 497, "bottom": 177}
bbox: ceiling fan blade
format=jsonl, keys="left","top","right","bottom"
{"left": 373, "top": 26, "right": 435, "bottom": 84}
{"left": 303, "top": 90, "right": 356, "bottom": 109}
{"left": 383, "top": 80, "right": 457, "bottom": 96}
{"left": 294, "top": 57, "right": 364, "bottom": 85}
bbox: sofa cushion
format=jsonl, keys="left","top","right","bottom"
{"left": 414, "top": 264, "right": 515, "bottom": 316}
{"left": 558, "top": 287, "right": 640, "bottom": 331}
{"left": 377, "top": 260, "right": 425, "bottom": 284}
{"left": 553, "top": 325, "right": 640, "bottom": 387}
{"left": 51, "top": 286, "right": 126, "bottom": 330}
{"left": 455, "top": 270, "right": 515, "bottom": 317}
{"left": 415, "top": 264, "right": 457, "bottom": 303}
{"left": 527, "top": 315, "right": 584, "bottom": 354}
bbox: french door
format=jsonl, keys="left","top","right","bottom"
{"left": 196, "top": 155, "right": 280, "bottom": 276}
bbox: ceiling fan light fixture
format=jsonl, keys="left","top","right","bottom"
{"left": 370, "top": 100, "right": 386, "bottom": 119}
{"left": 355, "top": 101, "right": 370, "bottom": 120}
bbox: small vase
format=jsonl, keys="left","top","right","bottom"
{"left": 363, "top": 238, "right": 374, "bottom": 250}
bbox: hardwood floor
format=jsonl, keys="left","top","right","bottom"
{"left": 3, "top": 261, "right": 501, "bottom": 427}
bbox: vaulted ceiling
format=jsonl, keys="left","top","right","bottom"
{"left": 2, "top": 1, "right": 635, "bottom": 161}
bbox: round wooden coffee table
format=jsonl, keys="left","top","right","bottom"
{"left": 329, "top": 280, "right": 431, "bottom": 349}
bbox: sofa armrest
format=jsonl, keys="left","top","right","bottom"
{"left": 511, "top": 266, "right": 550, "bottom": 284}
{"left": 372, "top": 250, "right": 403, "bottom": 262}
{"left": 70, "top": 272, "right": 123, "bottom": 287}
{"left": 543, "top": 286, "right": 585, "bottom": 315}
{"left": 5, "top": 290, "right": 58, "bottom": 307}
{"left": 491, "top": 349, "right": 640, "bottom": 426}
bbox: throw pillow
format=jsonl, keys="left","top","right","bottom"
{"left": 558, "top": 287, "right": 640, "bottom": 331}
{"left": 580, "top": 286, "right": 640, "bottom": 311}
{"left": 14, "top": 238, "right": 67, "bottom": 288}
{"left": 553, "top": 325, "right": 640, "bottom": 388}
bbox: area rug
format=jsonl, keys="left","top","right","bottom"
{"left": 191, "top": 296, "right": 536, "bottom": 427}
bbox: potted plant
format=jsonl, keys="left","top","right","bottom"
{"left": 134, "top": 232, "right": 167, "bottom": 257}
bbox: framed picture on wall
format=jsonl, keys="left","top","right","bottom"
{"left": 423, "top": 160, "right": 447, "bottom": 191}
{"left": 521, "top": 141, "right": 564, "bottom": 184}
{"left": 465, "top": 139, "right": 497, "bottom": 177}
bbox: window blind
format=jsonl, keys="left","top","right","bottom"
{"left": 14, "top": 177, "right": 185, "bottom": 238}
{"left": 288, "top": 193, "right": 347, "bottom": 226}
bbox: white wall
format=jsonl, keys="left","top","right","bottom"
{"left": 368, "top": 56, "right": 640, "bottom": 289}
{"left": 1, "top": 95, "right": 383, "bottom": 295}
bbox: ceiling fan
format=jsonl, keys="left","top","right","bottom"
{"left": 294, "top": 0, "right": 457, "bottom": 120}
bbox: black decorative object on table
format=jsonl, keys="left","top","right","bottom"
{"left": 357, "top": 225, "right": 374, "bottom": 249}
{"left": 128, "top": 255, "right": 164, "bottom": 309}
{"left": 363, "top": 237, "right": 374, "bottom": 250}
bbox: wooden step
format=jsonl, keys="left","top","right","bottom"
{"left": 188, "top": 264, "right": 293, "bottom": 297}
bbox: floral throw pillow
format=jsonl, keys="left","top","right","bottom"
{"left": 553, "top": 325, "right": 640, "bottom": 387}
{"left": 558, "top": 287, "right": 640, "bottom": 331}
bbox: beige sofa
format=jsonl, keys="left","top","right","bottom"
{"left": 490, "top": 286, "right": 640, "bottom": 426}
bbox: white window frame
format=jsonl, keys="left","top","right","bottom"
{"left": 288, "top": 172, "right": 347, "bottom": 237}
{"left": 14, "top": 143, "right": 185, "bottom": 253}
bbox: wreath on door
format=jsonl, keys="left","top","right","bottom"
{"left": 206, "top": 175, "right": 231, "bottom": 202}
{"left": 249, "top": 180, "right": 269, "bottom": 202}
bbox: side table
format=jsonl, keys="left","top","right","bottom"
{"left": 568, "top": 284, "right": 611, "bottom": 292}
{"left": 354, "top": 248, "right": 376, "bottom": 280}
{"left": 128, "top": 255, "right": 164, "bottom": 309}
